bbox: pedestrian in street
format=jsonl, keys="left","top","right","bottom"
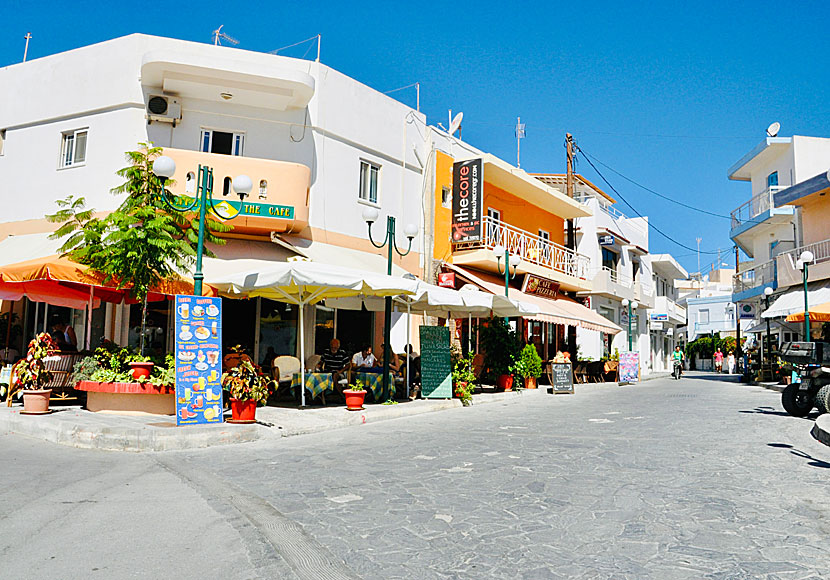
{"left": 714, "top": 348, "right": 724, "bottom": 373}
{"left": 727, "top": 350, "right": 736, "bottom": 374}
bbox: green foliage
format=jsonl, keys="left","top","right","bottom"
{"left": 452, "top": 352, "right": 476, "bottom": 407}
{"left": 347, "top": 379, "right": 367, "bottom": 392}
{"left": 687, "top": 333, "right": 747, "bottom": 359}
{"left": 221, "top": 360, "right": 274, "bottom": 405}
{"left": 478, "top": 317, "right": 521, "bottom": 384}
{"left": 71, "top": 340, "right": 175, "bottom": 387}
{"left": 11, "top": 333, "right": 57, "bottom": 393}
{"left": 514, "top": 344, "right": 543, "bottom": 379}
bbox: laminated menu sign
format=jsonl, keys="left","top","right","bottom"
{"left": 619, "top": 352, "right": 640, "bottom": 383}
{"left": 174, "top": 295, "right": 223, "bottom": 426}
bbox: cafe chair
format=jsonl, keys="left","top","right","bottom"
{"left": 305, "top": 354, "right": 322, "bottom": 372}
{"left": 271, "top": 355, "right": 301, "bottom": 401}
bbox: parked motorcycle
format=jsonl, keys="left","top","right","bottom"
{"left": 779, "top": 342, "right": 830, "bottom": 417}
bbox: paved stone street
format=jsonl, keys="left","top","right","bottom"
{"left": 2, "top": 373, "right": 830, "bottom": 579}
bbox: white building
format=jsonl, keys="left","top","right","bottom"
{"left": 0, "top": 33, "right": 430, "bottom": 359}
{"left": 646, "top": 255, "right": 688, "bottom": 372}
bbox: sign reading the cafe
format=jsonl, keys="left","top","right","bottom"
{"left": 451, "top": 158, "right": 483, "bottom": 243}
{"left": 419, "top": 325, "right": 453, "bottom": 399}
{"left": 182, "top": 196, "right": 295, "bottom": 221}
{"left": 174, "top": 295, "right": 224, "bottom": 426}
{"left": 521, "top": 274, "right": 560, "bottom": 300}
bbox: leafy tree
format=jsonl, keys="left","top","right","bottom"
{"left": 46, "top": 143, "right": 230, "bottom": 353}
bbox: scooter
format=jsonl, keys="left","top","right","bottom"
{"left": 673, "top": 360, "right": 682, "bottom": 380}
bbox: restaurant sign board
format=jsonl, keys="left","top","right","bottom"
{"left": 550, "top": 362, "right": 574, "bottom": 394}
{"left": 174, "top": 295, "right": 224, "bottom": 426}
{"left": 650, "top": 313, "right": 668, "bottom": 322}
{"left": 521, "top": 274, "right": 560, "bottom": 300}
{"left": 181, "top": 196, "right": 295, "bottom": 221}
{"left": 419, "top": 325, "right": 452, "bottom": 399}
{"left": 451, "top": 158, "right": 483, "bottom": 243}
{"left": 619, "top": 351, "right": 640, "bottom": 383}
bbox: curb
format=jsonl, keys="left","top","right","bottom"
{"left": 811, "top": 414, "right": 830, "bottom": 448}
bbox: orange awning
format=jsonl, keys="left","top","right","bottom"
{"left": 785, "top": 302, "right": 830, "bottom": 323}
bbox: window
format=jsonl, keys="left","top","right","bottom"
{"left": 359, "top": 160, "right": 380, "bottom": 204}
{"left": 441, "top": 186, "right": 451, "bottom": 209}
{"left": 487, "top": 208, "right": 502, "bottom": 244}
{"left": 783, "top": 331, "right": 799, "bottom": 343}
{"left": 599, "top": 306, "right": 615, "bottom": 323}
{"left": 60, "top": 129, "right": 87, "bottom": 167}
{"left": 185, "top": 172, "right": 196, "bottom": 193}
{"left": 601, "top": 247, "right": 617, "bottom": 273}
{"left": 538, "top": 229, "right": 550, "bottom": 260}
{"left": 698, "top": 309, "right": 710, "bottom": 325}
{"left": 767, "top": 171, "right": 778, "bottom": 188}
{"left": 632, "top": 259, "right": 640, "bottom": 282}
{"left": 200, "top": 129, "right": 244, "bottom": 156}
{"left": 222, "top": 176, "right": 232, "bottom": 197}
{"left": 259, "top": 180, "right": 268, "bottom": 200}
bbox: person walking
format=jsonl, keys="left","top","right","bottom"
{"left": 714, "top": 348, "right": 724, "bottom": 373}
{"left": 727, "top": 350, "right": 736, "bottom": 374}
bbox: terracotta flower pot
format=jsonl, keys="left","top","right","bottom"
{"left": 22, "top": 389, "right": 52, "bottom": 413}
{"left": 128, "top": 361, "right": 155, "bottom": 380}
{"left": 344, "top": 389, "right": 367, "bottom": 411}
{"left": 524, "top": 376, "right": 537, "bottom": 389}
{"left": 498, "top": 374, "right": 514, "bottom": 391}
{"left": 230, "top": 398, "right": 257, "bottom": 421}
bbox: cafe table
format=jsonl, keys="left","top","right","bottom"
{"left": 291, "top": 372, "right": 334, "bottom": 404}
{"left": 356, "top": 371, "right": 395, "bottom": 401}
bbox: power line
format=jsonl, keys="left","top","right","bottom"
{"left": 575, "top": 144, "right": 722, "bottom": 256}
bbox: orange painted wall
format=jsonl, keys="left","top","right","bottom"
{"left": 798, "top": 193, "right": 830, "bottom": 246}
{"left": 483, "top": 183, "right": 566, "bottom": 246}
{"left": 433, "top": 151, "right": 454, "bottom": 261}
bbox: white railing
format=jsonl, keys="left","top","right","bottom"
{"left": 694, "top": 320, "right": 736, "bottom": 333}
{"left": 733, "top": 259, "right": 775, "bottom": 294}
{"left": 456, "top": 216, "right": 591, "bottom": 279}
{"left": 778, "top": 238, "right": 830, "bottom": 269}
{"left": 603, "top": 266, "right": 633, "bottom": 287}
{"left": 639, "top": 280, "right": 655, "bottom": 297}
{"left": 730, "top": 185, "right": 786, "bottom": 229}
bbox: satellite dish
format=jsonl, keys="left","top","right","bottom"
{"left": 449, "top": 112, "right": 463, "bottom": 136}
{"left": 766, "top": 122, "right": 780, "bottom": 137}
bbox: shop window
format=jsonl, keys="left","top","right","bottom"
{"left": 60, "top": 129, "right": 87, "bottom": 167}
{"left": 259, "top": 179, "right": 268, "bottom": 199}
{"left": 359, "top": 160, "right": 380, "bottom": 204}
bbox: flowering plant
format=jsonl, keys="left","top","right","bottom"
{"left": 11, "top": 332, "right": 57, "bottom": 392}
{"left": 221, "top": 360, "right": 273, "bottom": 405}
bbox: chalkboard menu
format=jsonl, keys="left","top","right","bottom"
{"left": 550, "top": 362, "right": 573, "bottom": 394}
{"left": 419, "top": 326, "right": 452, "bottom": 399}
{"left": 619, "top": 352, "right": 640, "bottom": 383}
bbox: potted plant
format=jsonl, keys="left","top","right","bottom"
{"left": 516, "top": 344, "right": 543, "bottom": 389}
{"left": 10, "top": 332, "right": 57, "bottom": 413}
{"left": 478, "top": 317, "right": 521, "bottom": 390}
{"left": 452, "top": 353, "right": 476, "bottom": 406}
{"left": 128, "top": 356, "right": 154, "bottom": 380}
{"left": 344, "top": 379, "right": 367, "bottom": 411}
{"left": 221, "top": 360, "right": 273, "bottom": 422}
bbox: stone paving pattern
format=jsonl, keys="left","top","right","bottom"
{"left": 2, "top": 373, "right": 829, "bottom": 579}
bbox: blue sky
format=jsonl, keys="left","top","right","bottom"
{"left": 3, "top": 1, "right": 829, "bottom": 274}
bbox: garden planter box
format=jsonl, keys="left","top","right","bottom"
{"left": 76, "top": 380, "right": 175, "bottom": 416}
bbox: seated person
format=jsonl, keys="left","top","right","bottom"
{"left": 352, "top": 345, "right": 377, "bottom": 369}
{"left": 378, "top": 343, "right": 402, "bottom": 373}
{"left": 260, "top": 346, "right": 277, "bottom": 373}
{"left": 320, "top": 339, "right": 351, "bottom": 374}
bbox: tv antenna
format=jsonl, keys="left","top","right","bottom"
{"left": 212, "top": 25, "right": 239, "bottom": 46}
{"left": 515, "top": 116, "right": 526, "bottom": 168}
{"left": 23, "top": 32, "right": 32, "bottom": 62}
{"left": 448, "top": 111, "right": 463, "bottom": 137}
{"left": 766, "top": 122, "right": 780, "bottom": 137}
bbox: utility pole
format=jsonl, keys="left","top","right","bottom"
{"left": 696, "top": 237, "right": 702, "bottom": 276}
{"left": 565, "top": 133, "right": 577, "bottom": 362}
{"left": 515, "top": 117, "right": 525, "bottom": 168}
{"left": 23, "top": 32, "right": 32, "bottom": 62}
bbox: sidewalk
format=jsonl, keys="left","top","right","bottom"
{"left": 0, "top": 378, "right": 654, "bottom": 452}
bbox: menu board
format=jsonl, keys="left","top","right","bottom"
{"left": 550, "top": 363, "right": 574, "bottom": 394}
{"left": 174, "top": 295, "right": 223, "bottom": 426}
{"left": 619, "top": 352, "right": 640, "bottom": 383}
{"left": 419, "top": 326, "right": 452, "bottom": 399}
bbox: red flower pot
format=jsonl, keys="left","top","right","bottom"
{"left": 230, "top": 398, "right": 257, "bottom": 421}
{"left": 128, "top": 361, "right": 155, "bottom": 380}
{"left": 22, "top": 389, "right": 52, "bottom": 413}
{"left": 344, "top": 390, "right": 367, "bottom": 411}
{"left": 498, "top": 374, "right": 514, "bottom": 391}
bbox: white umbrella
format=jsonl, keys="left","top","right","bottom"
{"left": 209, "top": 260, "right": 418, "bottom": 407}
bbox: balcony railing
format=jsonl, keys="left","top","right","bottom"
{"left": 455, "top": 216, "right": 590, "bottom": 279}
{"left": 574, "top": 193, "right": 648, "bottom": 237}
{"left": 778, "top": 238, "right": 830, "bottom": 269}
{"left": 694, "top": 320, "right": 736, "bottom": 333}
{"left": 733, "top": 259, "right": 775, "bottom": 294}
{"left": 602, "top": 266, "right": 632, "bottom": 287}
{"left": 730, "top": 185, "right": 786, "bottom": 229}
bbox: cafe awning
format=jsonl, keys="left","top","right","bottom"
{"left": 446, "top": 264, "right": 622, "bottom": 334}
{"left": 762, "top": 281, "right": 830, "bottom": 319}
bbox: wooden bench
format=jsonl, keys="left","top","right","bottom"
{"left": 42, "top": 352, "right": 84, "bottom": 401}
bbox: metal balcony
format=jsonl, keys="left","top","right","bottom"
{"left": 730, "top": 185, "right": 786, "bottom": 229}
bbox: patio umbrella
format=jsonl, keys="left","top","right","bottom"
{"left": 785, "top": 301, "right": 830, "bottom": 323}
{"left": 208, "top": 260, "right": 419, "bottom": 407}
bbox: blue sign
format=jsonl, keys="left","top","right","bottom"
{"left": 174, "top": 295, "right": 223, "bottom": 426}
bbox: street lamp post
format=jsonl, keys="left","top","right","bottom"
{"left": 763, "top": 286, "right": 773, "bottom": 364}
{"left": 152, "top": 156, "right": 252, "bottom": 296}
{"left": 363, "top": 207, "right": 417, "bottom": 403}
{"left": 621, "top": 299, "right": 638, "bottom": 351}
{"left": 493, "top": 244, "right": 521, "bottom": 298}
{"left": 797, "top": 250, "right": 814, "bottom": 342}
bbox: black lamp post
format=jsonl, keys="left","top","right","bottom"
{"left": 797, "top": 250, "right": 814, "bottom": 342}
{"left": 363, "top": 207, "right": 417, "bottom": 403}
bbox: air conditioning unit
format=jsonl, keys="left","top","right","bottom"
{"left": 146, "top": 94, "right": 182, "bottom": 125}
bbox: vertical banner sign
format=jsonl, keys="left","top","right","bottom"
{"left": 619, "top": 352, "right": 640, "bottom": 383}
{"left": 451, "top": 158, "right": 483, "bottom": 243}
{"left": 175, "top": 295, "right": 223, "bottom": 426}
{"left": 419, "top": 325, "right": 453, "bottom": 398}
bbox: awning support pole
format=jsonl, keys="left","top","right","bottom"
{"left": 406, "top": 302, "right": 411, "bottom": 399}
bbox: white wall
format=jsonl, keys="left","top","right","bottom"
{"left": 792, "top": 136, "right": 830, "bottom": 183}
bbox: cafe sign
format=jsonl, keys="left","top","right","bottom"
{"left": 521, "top": 274, "right": 560, "bottom": 300}
{"left": 182, "top": 196, "right": 295, "bottom": 220}
{"left": 451, "top": 158, "right": 483, "bottom": 243}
